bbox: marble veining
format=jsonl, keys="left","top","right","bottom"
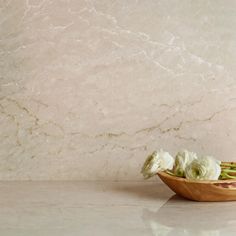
{"left": 1, "top": 1, "right": 236, "bottom": 180}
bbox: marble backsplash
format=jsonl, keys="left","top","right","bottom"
{"left": 1, "top": 0, "right": 236, "bottom": 180}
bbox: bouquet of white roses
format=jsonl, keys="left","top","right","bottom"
{"left": 141, "top": 149, "right": 236, "bottom": 181}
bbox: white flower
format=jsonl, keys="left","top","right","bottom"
{"left": 185, "top": 156, "right": 221, "bottom": 180}
{"left": 141, "top": 149, "right": 174, "bottom": 179}
{"left": 173, "top": 150, "right": 198, "bottom": 177}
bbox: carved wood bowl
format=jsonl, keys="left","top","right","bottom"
{"left": 157, "top": 171, "right": 236, "bottom": 202}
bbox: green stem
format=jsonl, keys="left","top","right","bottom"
{"left": 221, "top": 173, "right": 236, "bottom": 179}
{"left": 165, "top": 170, "right": 175, "bottom": 176}
{"left": 221, "top": 163, "right": 236, "bottom": 168}
{"left": 221, "top": 169, "right": 236, "bottom": 173}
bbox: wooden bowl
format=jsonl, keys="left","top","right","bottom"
{"left": 157, "top": 171, "right": 236, "bottom": 202}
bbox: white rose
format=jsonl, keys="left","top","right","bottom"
{"left": 173, "top": 150, "right": 198, "bottom": 177}
{"left": 141, "top": 149, "right": 174, "bottom": 179}
{"left": 185, "top": 156, "right": 221, "bottom": 180}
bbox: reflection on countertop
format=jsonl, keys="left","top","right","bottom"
{"left": 0, "top": 181, "right": 235, "bottom": 236}
{"left": 143, "top": 195, "right": 236, "bottom": 236}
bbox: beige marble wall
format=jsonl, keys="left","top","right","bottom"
{"left": 1, "top": 0, "right": 236, "bottom": 180}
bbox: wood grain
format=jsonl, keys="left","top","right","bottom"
{"left": 158, "top": 171, "right": 236, "bottom": 202}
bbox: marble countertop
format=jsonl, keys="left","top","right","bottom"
{"left": 0, "top": 181, "right": 236, "bottom": 236}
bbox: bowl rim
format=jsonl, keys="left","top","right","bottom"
{"left": 157, "top": 171, "right": 236, "bottom": 184}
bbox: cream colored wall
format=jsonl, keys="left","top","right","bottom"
{"left": 1, "top": 0, "right": 236, "bottom": 180}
